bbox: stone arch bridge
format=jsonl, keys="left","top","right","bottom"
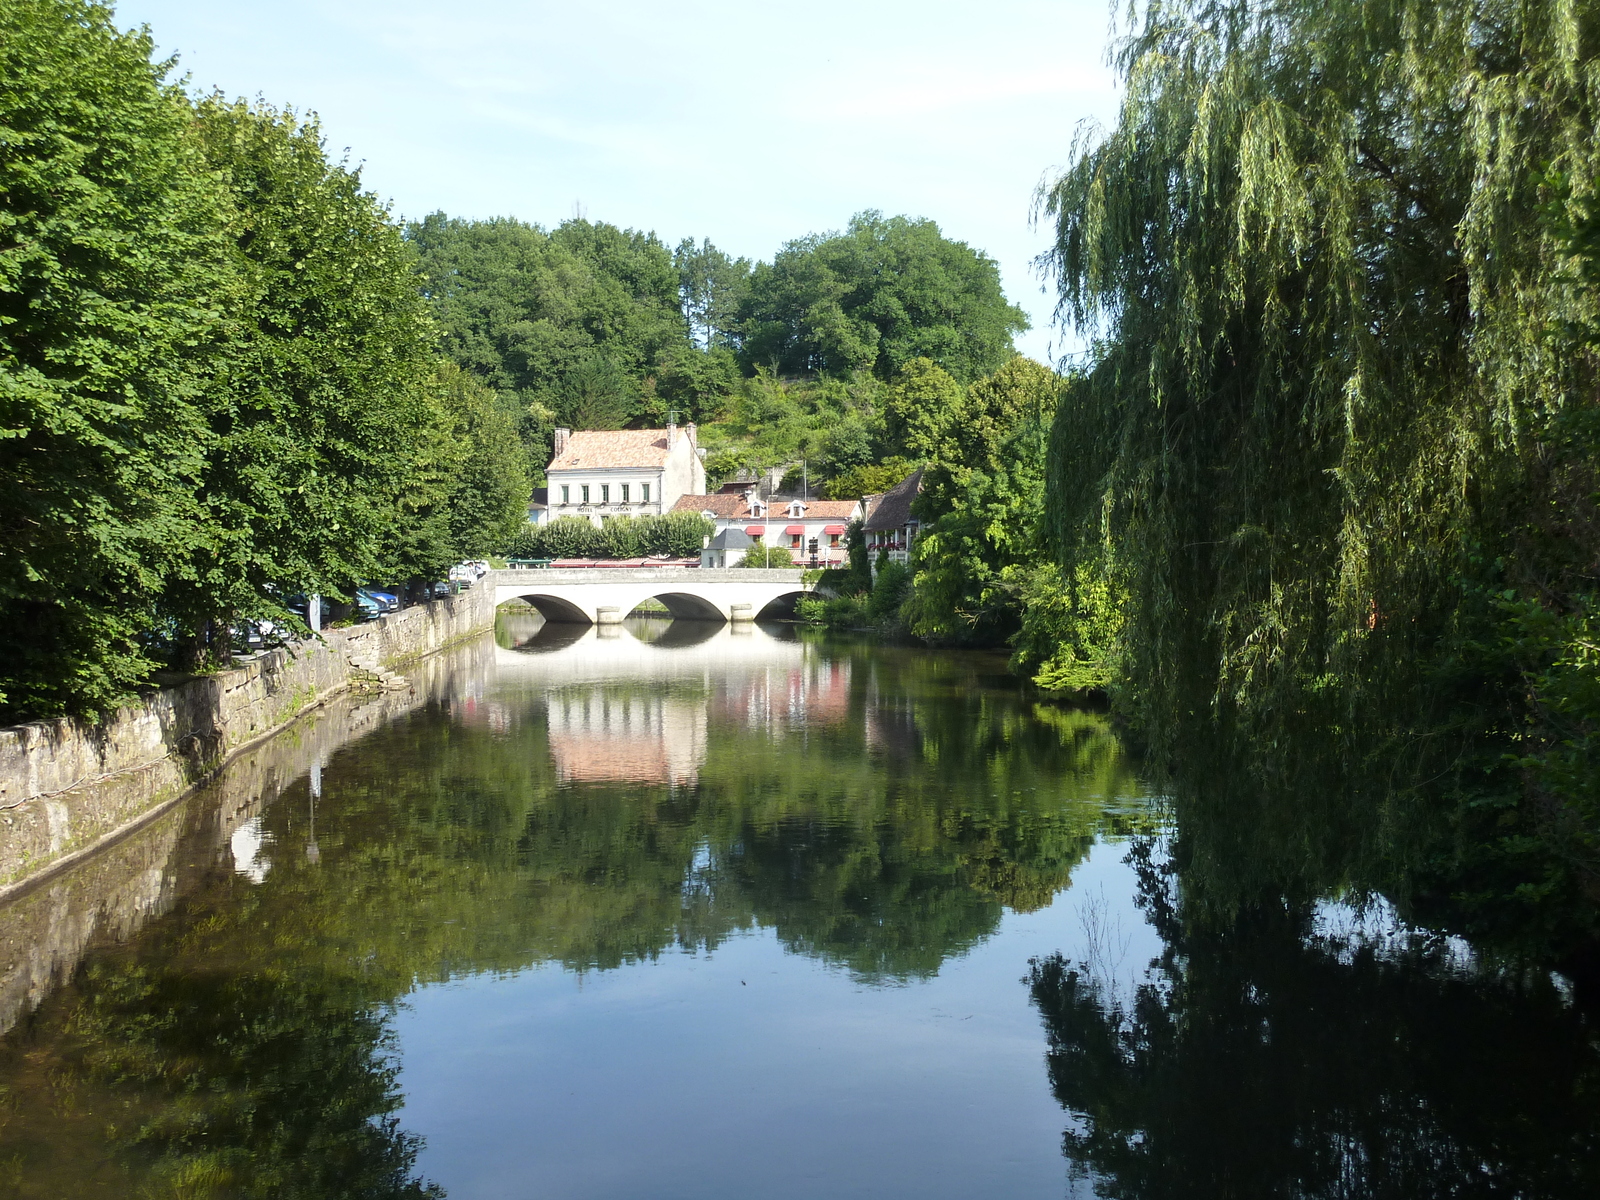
{"left": 487, "top": 567, "right": 813, "bottom": 624}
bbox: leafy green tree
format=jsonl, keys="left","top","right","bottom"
{"left": 538, "top": 516, "right": 604, "bottom": 559}
{"left": 882, "top": 357, "right": 966, "bottom": 462}
{"left": 162, "top": 97, "right": 448, "bottom": 662}
{"left": 0, "top": 0, "right": 234, "bottom": 719}
{"left": 408, "top": 214, "right": 730, "bottom": 431}
{"left": 737, "top": 545, "right": 793, "bottom": 568}
{"left": 737, "top": 211, "right": 1028, "bottom": 383}
{"left": 902, "top": 413, "right": 1051, "bottom": 644}
{"left": 438, "top": 363, "right": 531, "bottom": 560}
{"left": 823, "top": 458, "right": 916, "bottom": 501}
{"left": 1009, "top": 559, "right": 1124, "bottom": 694}
{"left": 600, "top": 515, "right": 645, "bottom": 558}
{"left": 674, "top": 237, "right": 750, "bottom": 350}
{"left": 957, "top": 356, "right": 1059, "bottom": 474}
{"left": 1039, "top": 0, "right": 1600, "bottom": 948}
{"left": 646, "top": 511, "right": 714, "bottom": 557}
{"left": 557, "top": 351, "right": 632, "bottom": 430}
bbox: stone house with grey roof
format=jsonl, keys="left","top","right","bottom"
{"left": 541, "top": 422, "right": 707, "bottom": 527}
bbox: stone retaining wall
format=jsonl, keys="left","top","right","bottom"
{"left": 0, "top": 584, "right": 497, "bottom": 895}
{"left": 0, "top": 634, "right": 493, "bottom": 1035}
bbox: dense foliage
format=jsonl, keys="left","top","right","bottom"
{"left": 1, "top": 0, "right": 231, "bottom": 717}
{"left": 1039, "top": 0, "right": 1600, "bottom": 954}
{"left": 737, "top": 212, "right": 1029, "bottom": 383}
{"left": 0, "top": 2, "right": 527, "bottom": 721}
{"left": 506, "top": 512, "right": 712, "bottom": 560}
{"left": 405, "top": 214, "right": 738, "bottom": 468}
{"left": 409, "top": 210, "right": 1032, "bottom": 496}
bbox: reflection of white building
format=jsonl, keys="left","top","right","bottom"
{"left": 546, "top": 689, "right": 708, "bottom": 786}
{"left": 489, "top": 622, "right": 854, "bottom": 758}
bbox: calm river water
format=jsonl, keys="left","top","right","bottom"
{"left": 0, "top": 614, "right": 1596, "bottom": 1198}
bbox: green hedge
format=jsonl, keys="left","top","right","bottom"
{"left": 505, "top": 512, "right": 714, "bottom": 560}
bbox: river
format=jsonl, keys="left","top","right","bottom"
{"left": 0, "top": 615, "right": 1595, "bottom": 1198}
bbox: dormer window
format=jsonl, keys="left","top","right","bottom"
{"left": 789, "top": 501, "right": 804, "bottom": 518}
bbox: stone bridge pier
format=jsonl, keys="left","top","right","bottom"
{"left": 486, "top": 567, "right": 812, "bottom": 625}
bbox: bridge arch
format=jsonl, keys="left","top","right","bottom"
{"left": 488, "top": 567, "right": 812, "bottom": 629}
{"left": 648, "top": 592, "right": 727, "bottom": 621}
{"left": 513, "top": 593, "right": 592, "bottom": 624}
{"left": 754, "top": 590, "right": 808, "bottom": 621}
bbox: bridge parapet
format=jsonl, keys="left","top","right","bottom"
{"left": 487, "top": 567, "right": 806, "bottom": 586}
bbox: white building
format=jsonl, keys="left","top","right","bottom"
{"left": 540, "top": 423, "right": 707, "bottom": 527}
{"left": 675, "top": 485, "right": 861, "bottom": 566}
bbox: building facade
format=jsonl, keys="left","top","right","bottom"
{"left": 540, "top": 423, "right": 707, "bottom": 527}
{"left": 675, "top": 485, "right": 861, "bottom": 566}
{"left": 862, "top": 467, "right": 924, "bottom": 568}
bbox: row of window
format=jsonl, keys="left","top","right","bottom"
{"left": 789, "top": 534, "right": 842, "bottom": 548}
{"left": 559, "top": 483, "right": 649, "bottom": 505}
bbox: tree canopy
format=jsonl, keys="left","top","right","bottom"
{"left": 1040, "top": 0, "right": 1600, "bottom": 953}
{"left": 0, "top": 2, "right": 525, "bottom": 720}
{"left": 737, "top": 212, "right": 1028, "bottom": 383}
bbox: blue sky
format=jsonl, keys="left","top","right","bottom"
{"left": 114, "top": 1, "right": 1124, "bottom": 365}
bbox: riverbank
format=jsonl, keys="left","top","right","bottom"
{"left": 0, "top": 586, "right": 497, "bottom": 897}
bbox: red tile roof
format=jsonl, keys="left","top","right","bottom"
{"left": 673, "top": 493, "right": 753, "bottom": 517}
{"left": 549, "top": 429, "right": 676, "bottom": 470}
{"left": 677, "top": 493, "right": 858, "bottom": 517}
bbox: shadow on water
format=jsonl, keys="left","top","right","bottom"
{"left": 1028, "top": 837, "right": 1600, "bottom": 1198}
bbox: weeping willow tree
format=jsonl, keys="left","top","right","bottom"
{"left": 1042, "top": 0, "right": 1600, "bottom": 952}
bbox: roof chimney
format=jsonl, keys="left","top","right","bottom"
{"left": 552, "top": 427, "right": 570, "bottom": 458}
{"left": 667, "top": 419, "right": 678, "bottom": 449}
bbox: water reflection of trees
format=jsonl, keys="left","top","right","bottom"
{"left": 1028, "top": 841, "right": 1600, "bottom": 1199}
{"left": 0, "top": 644, "right": 1145, "bottom": 1195}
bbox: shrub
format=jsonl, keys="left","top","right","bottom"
{"left": 797, "top": 594, "right": 868, "bottom": 629}
{"left": 867, "top": 557, "right": 911, "bottom": 620}
{"left": 502, "top": 511, "right": 712, "bottom": 561}
{"left": 540, "top": 516, "right": 603, "bottom": 558}
{"left": 601, "top": 515, "right": 645, "bottom": 558}
{"left": 505, "top": 526, "right": 543, "bottom": 558}
{"left": 649, "top": 510, "right": 715, "bottom": 557}
{"left": 738, "top": 545, "right": 793, "bottom": 568}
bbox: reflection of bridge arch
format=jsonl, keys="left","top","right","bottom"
{"left": 489, "top": 568, "right": 812, "bottom": 625}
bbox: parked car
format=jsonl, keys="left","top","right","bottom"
{"left": 358, "top": 587, "right": 400, "bottom": 614}
{"left": 431, "top": 580, "right": 452, "bottom": 598}
{"left": 353, "top": 593, "right": 382, "bottom": 621}
{"left": 231, "top": 618, "right": 286, "bottom": 650}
